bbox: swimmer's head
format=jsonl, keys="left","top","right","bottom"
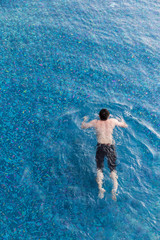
{"left": 99, "top": 109, "right": 110, "bottom": 121}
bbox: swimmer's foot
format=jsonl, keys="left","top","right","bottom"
{"left": 112, "top": 189, "right": 117, "bottom": 201}
{"left": 98, "top": 188, "right": 106, "bottom": 199}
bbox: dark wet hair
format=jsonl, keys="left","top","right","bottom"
{"left": 99, "top": 109, "right": 110, "bottom": 121}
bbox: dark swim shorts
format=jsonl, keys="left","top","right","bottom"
{"left": 96, "top": 143, "right": 116, "bottom": 172}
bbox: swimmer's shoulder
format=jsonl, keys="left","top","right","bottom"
{"left": 90, "top": 119, "right": 99, "bottom": 126}
{"left": 92, "top": 119, "right": 101, "bottom": 128}
{"left": 108, "top": 118, "right": 117, "bottom": 122}
{"left": 107, "top": 118, "right": 117, "bottom": 126}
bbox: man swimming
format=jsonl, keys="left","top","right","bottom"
{"left": 81, "top": 109, "right": 128, "bottom": 200}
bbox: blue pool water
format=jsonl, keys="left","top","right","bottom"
{"left": 0, "top": 0, "right": 160, "bottom": 239}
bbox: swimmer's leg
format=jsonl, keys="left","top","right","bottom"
{"left": 106, "top": 145, "right": 118, "bottom": 200}
{"left": 96, "top": 169, "right": 106, "bottom": 199}
{"left": 95, "top": 144, "right": 106, "bottom": 199}
{"left": 110, "top": 170, "right": 118, "bottom": 201}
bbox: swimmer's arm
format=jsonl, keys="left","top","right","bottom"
{"left": 113, "top": 118, "right": 128, "bottom": 128}
{"left": 81, "top": 117, "right": 97, "bottom": 129}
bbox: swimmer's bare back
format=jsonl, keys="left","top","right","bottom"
{"left": 81, "top": 117, "right": 128, "bottom": 144}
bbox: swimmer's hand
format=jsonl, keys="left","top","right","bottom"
{"left": 120, "top": 118, "right": 128, "bottom": 128}
{"left": 116, "top": 117, "right": 128, "bottom": 128}
{"left": 81, "top": 117, "right": 96, "bottom": 129}
{"left": 81, "top": 116, "right": 88, "bottom": 129}
{"left": 83, "top": 116, "right": 89, "bottom": 122}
